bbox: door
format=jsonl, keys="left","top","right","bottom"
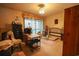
{"left": 63, "top": 5, "right": 79, "bottom": 56}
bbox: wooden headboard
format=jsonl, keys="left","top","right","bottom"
{"left": 49, "top": 27, "right": 64, "bottom": 37}
{"left": 49, "top": 27, "right": 63, "bottom": 34}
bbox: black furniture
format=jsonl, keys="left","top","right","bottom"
{"left": 1, "top": 32, "right": 7, "bottom": 41}
{"left": 12, "top": 23, "right": 23, "bottom": 41}
{"left": 24, "top": 28, "right": 32, "bottom": 34}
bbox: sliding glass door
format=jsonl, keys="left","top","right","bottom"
{"left": 35, "top": 20, "right": 43, "bottom": 34}
{"left": 31, "top": 19, "right": 36, "bottom": 34}
{"left": 24, "top": 18, "right": 43, "bottom": 34}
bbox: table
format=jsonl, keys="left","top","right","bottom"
{"left": 24, "top": 34, "right": 41, "bottom": 48}
{"left": 24, "top": 34, "right": 41, "bottom": 40}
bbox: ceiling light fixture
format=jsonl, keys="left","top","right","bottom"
{"left": 38, "top": 4, "right": 45, "bottom": 15}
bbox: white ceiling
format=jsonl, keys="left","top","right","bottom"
{"left": 0, "top": 3, "right": 79, "bottom": 17}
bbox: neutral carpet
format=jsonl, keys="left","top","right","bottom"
{"left": 21, "top": 39, "right": 63, "bottom": 56}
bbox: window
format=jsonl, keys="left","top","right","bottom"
{"left": 24, "top": 18, "right": 43, "bottom": 34}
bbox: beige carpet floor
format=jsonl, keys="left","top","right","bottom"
{"left": 21, "top": 39, "right": 63, "bottom": 56}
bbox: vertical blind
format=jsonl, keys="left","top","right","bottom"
{"left": 24, "top": 18, "right": 43, "bottom": 34}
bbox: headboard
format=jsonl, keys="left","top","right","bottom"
{"left": 49, "top": 27, "right": 64, "bottom": 37}
{"left": 49, "top": 27, "right": 63, "bottom": 33}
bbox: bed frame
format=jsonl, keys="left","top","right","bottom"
{"left": 49, "top": 27, "right": 63, "bottom": 38}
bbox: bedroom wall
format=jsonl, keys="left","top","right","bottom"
{"left": 44, "top": 11, "right": 64, "bottom": 29}
{"left": 0, "top": 6, "right": 43, "bottom": 40}
{"left": 0, "top": 6, "right": 23, "bottom": 40}
{"left": 0, "top": 7, "right": 23, "bottom": 28}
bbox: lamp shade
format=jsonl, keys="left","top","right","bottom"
{"left": 38, "top": 4, "right": 45, "bottom": 15}
{"left": 39, "top": 8, "right": 45, "bottom": 15}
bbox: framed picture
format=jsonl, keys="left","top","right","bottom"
{"left": 55, "top": 19, "right": 58, "bottom": 24}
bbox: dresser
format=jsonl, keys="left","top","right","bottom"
{"left": 12, "top": 23, "right": 23, "bottom": 40}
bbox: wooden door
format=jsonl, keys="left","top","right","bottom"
{"left": 63, "top": 5, "right": 79, "bottom": 56}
